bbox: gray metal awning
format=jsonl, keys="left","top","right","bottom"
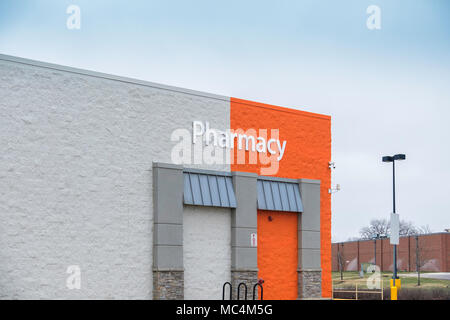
{"left": 183, "top": 171, "right": 237, "bottom": 208}
{"left": 257, "top": 178, "right": 303, "bottom": 212}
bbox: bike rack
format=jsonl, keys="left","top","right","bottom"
{"left": 237, "top": 282, "right": 248, "bottom": 300}
{"left": 252, "top": 283, "right": 263, "bottom": 301}
{"left": 222, "top": 282, "right": 232, "bottom": 300}
{"left": 222, "top": 281, "right": 263, "bottom": 300}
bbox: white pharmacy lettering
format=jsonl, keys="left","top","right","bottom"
{"left": 193, "top": 121, "right": 287, "bottom": 161}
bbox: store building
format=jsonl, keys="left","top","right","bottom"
{"left": 0, "top": 54, "right": 331, "bottom": 300}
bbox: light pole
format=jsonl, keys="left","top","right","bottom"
{"left": 382, "top": 154, "right": 405, "bottom": 281}
{"left": 373, "top": 233, "right": 379, "bottom": 266}
{"left": 374, "top": 238, "right": 376, "bottom": 266}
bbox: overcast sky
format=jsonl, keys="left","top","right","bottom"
{"left": 1, "top": 0, "right": 449, "bottom": 241}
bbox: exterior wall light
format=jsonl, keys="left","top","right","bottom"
{"left": 328, "top": 184, "right": 340, "bottom": 194}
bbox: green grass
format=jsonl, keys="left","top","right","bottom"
{"left": 332, "top": 271, "right": 450, "bottom": 289}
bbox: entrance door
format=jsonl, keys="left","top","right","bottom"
{"left": 257, "top": 210, "right": 298, "bottom": 299}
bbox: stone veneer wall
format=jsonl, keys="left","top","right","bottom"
{"left": 298, "top": 270, "right": 322, "bottom": 299}
{"left": 231, "top": 271, "right": 259, "bottom": 300}
{"left": 153, "top": 271, "right": 184, "bottom": 300}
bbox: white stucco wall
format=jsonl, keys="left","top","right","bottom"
{"left": 183, "top": 206, "right": 231, "bottom": 300}
{"left": 0, "top": 56, "right": 230, "bottom": 299}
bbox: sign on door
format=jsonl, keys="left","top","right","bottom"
{"left": 250, "top": 233, "right": 257, "bottom": 247}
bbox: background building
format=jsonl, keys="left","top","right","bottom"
{"left": 332, "top": 232, "right": 450, "bottom": 272}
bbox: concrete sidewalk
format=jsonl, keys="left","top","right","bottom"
{"left": 401, "top": 272, "right": 450, "bottom": 280}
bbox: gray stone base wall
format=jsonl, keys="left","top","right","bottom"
{"left": 230, "top": 270, "right": 259, "bottom": 300}
{"left": 153, "top": 270, "right": 184, "bottom": 300}
{"left": 298, "top": 269, "right": 322, "bottom": 299}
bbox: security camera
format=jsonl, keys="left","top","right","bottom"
{"left": 328, "top": 184, "right": 341, "bottom": 194}
{"left": 328, "top": 161, "right": 335, "bottom": 169}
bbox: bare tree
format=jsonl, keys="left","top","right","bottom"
{"left": 399, "top": 220, "right": 418, "bottom": 236}
{"left": 359, "top": 219, "right": 390, "bottom": 240}
{"left": 414, "top": 226, "right": 432, "bottom": 286}
{"left": 415, "top": 235, "right": 429, "bottom": 286}
{"left": 416, "top": 225, "right": 432, "bottom": 235}
{"left": 359, "top": 219, "right": 427, "bottom": 240}
{"left": 337, "top": 245, "right": 344, "bottom": 281}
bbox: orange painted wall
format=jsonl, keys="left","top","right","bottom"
{"left": 257, "top": 210, "right": 298, "bottom": 300}
{"left": 230, "top": 97, "right": 332, "bottom": 298}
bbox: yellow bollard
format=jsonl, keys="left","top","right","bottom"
{"left": 390, "top": 278, "right": 401, "bottom": 289}
{"left": 391, "top": 286, "right": 397, "bottom": 300}
{"left": 390, "top": 277, "right": 400, "bottom": 300}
